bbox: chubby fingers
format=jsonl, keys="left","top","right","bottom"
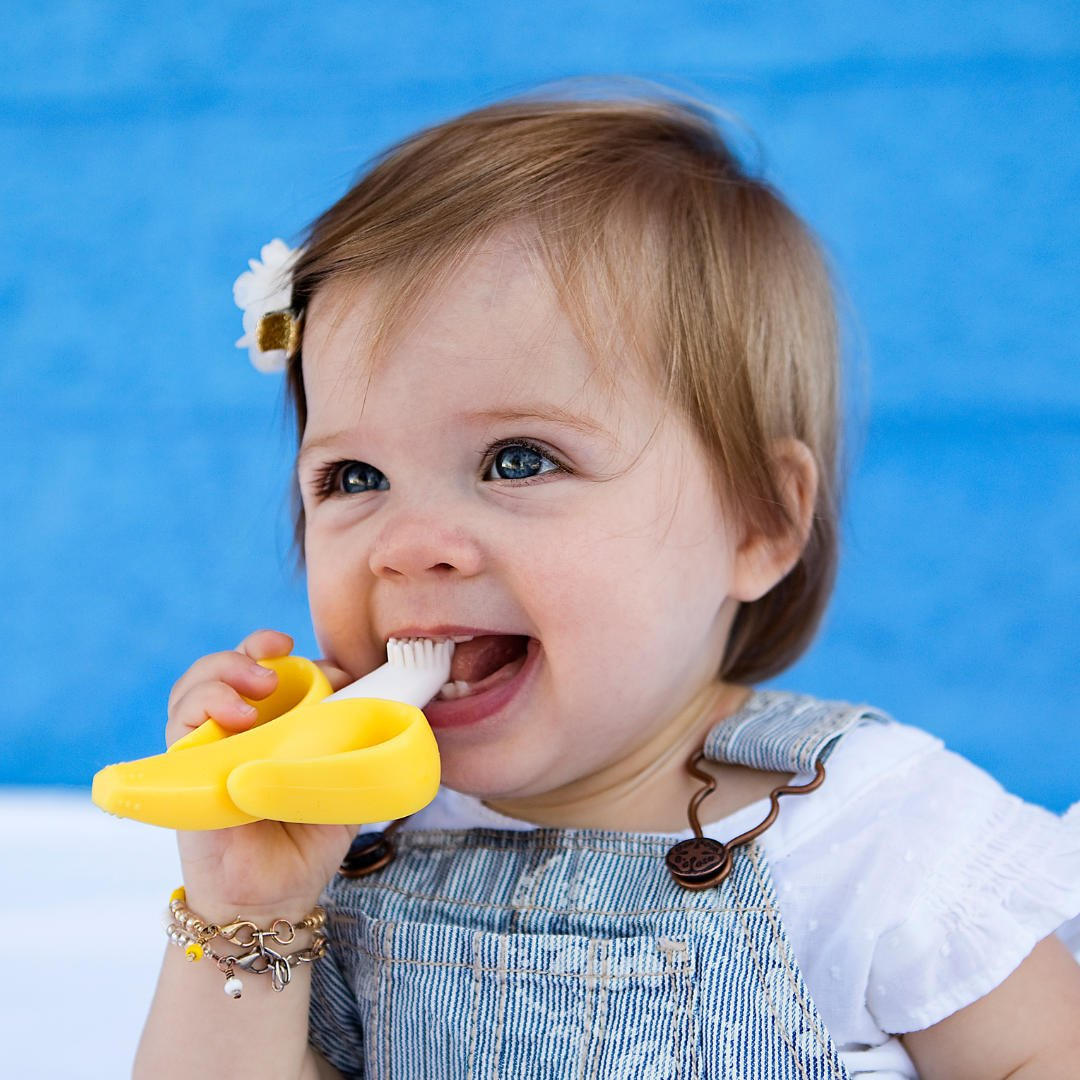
{"left": 236, "top": 628, "right": 295, "bottom": 662}
{"left": 166, "top": 630, "right": 294, "bottom": 745}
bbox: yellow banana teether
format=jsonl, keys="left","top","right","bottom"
{"left": 91, "top": 641, "right": 451, "bottom": 830}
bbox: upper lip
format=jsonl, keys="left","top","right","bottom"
{"left": 385, "top": 625, "right": 522, "bottom": 641}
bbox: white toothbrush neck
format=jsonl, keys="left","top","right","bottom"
{"left": 324, "top": 650, "right": 452, "bottom": 708}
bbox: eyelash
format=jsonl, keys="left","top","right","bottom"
{"left": 308, "top": 439, "right": 567, "bottom": 499}
{"left": 481, "top": 439, "right": 567, "bottom": 483}
{"left": 310, "top": 461, "right": 387, "bottom": 498}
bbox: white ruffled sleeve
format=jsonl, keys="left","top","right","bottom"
{"left": 866, "top": 782, "right": 1080, "bottom": 1034}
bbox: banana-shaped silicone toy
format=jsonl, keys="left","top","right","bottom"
{"left": 91, "top": 639, "right": 451, "bottom": 830}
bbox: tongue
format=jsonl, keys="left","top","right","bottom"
{"left": 449, "top": 635, "right": 527, "bottom": 684}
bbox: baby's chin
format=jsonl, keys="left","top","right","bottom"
{"left": 436, "top": 750, "right": 574, "bottom": 813}
{"left": 437, "top": 762, "right": 540, "bottom": 805}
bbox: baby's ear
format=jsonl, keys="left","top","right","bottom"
{"left": 730, "top": 439, "right": 818, "bottom": 603}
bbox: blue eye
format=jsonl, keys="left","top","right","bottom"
{"left": 485, "top": 443, "right": 559, "bottom": 481}
{"left": 331, "top": 461, "right": 389, "bottom": 494}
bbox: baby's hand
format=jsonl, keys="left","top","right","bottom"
{"left": 165, "top": 628, "right": 295, "bottom": 747}
{"left": 167, "top": 630, "right": 359, "bottom": 922}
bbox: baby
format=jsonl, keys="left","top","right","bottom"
{"left": 135, "top": 92, "right": 1080, "bottom": 1079}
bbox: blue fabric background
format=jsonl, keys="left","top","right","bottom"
{"left": 3, "top": 3, "right": 1077, "bottom": 809}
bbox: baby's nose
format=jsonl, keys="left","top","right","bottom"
{"left": 368, "top": 512, "right": 484, "bottom": 580}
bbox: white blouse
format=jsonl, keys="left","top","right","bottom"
{"left": 405, "top": 721, "right": 1080, "bottom": 1078}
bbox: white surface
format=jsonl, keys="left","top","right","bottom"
{"left": 1, "top": 789, "right": 180, "bottom": 1079}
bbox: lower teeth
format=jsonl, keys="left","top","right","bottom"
{"left": 437, "top": 680, "right": 475, "bottom": 701}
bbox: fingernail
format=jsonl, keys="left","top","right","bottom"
{"left": 239, "top": 702, "right": 258, "bottom": 716}
{"left": 252, "top": 664, "right": 276, "bottom": 678}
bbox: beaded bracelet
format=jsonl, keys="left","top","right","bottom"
{"left": 166, "top": 887, "right": 327, "bottom": 998}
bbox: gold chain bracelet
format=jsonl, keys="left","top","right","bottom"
{"left": 166, "top": 887, "right": 327, "bottom": 998}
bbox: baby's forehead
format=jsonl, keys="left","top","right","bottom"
{"left": 302, "top": 243, "right": 654, "bottom": 402}
{"left": 307, "top": 235, "right": 551, "bottom": 324}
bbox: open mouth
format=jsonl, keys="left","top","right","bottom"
{"left": 436, "top": 635, "right": 531, "bottom": 701}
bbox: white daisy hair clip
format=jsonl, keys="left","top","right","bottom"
{"left": 233, "top": 238, "right": 303, "bottom": 372}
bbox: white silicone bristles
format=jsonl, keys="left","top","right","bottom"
{"left": 386, "top": 637, "right": 455, "bottom": 671}
{"left": 325, "top": 638, "right": 455, "bottom": 708}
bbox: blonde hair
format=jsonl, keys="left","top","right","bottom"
{"left": 287, "top": 92, "right": 841, "bottom": 684}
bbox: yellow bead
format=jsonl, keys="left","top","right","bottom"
{"left": 185, "top": 942, "right": 204, "bottom": 962}
{"left": 169, "top": 886, "right": 186, "bottom": 904}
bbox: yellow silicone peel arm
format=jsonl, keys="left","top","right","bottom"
{"left": 91, "top": 641, "right": 451, "bottom": 830}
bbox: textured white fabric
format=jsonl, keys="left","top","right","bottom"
{"left": 408, "top": 722, "right": 1080, "bottom": 1079}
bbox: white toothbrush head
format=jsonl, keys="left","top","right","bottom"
{"left": 386, "top": 637, "right": 455, "bottom": 672}
{"left": 325, "top": 637, "right": 456, "bottom": 708}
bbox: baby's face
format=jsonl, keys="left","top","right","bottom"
{"left": 298, "top": 240, "right": 749, "bottom": 802}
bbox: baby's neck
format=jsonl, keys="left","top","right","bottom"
{"left": 484, "top": 682, "right": 789, "bottom": 832}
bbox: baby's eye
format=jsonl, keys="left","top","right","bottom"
{"left": 484, "top": 442, "right": 561, "bottom": 481}
{"left": 318, "top": 461, "right": 390, "bottom": 495}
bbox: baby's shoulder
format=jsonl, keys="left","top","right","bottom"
{"left": 769, "top": 715, "right": 962, "bottom": 850}
{"left": 757, "top": 710, "right": 1080, "bottom": 1034}
{"left": 766, "top": 712, "right": 1047, "bottom": 860}
{"left": 752, "top": 705, "right": 1080, "bottom": 944}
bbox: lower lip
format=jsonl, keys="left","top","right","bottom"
{"left": 421, "top": 639, "right": 540, "bottom": 730}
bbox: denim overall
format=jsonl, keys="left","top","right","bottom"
{"left": 309, "top": 692, "right": 887, "bottom": 1078}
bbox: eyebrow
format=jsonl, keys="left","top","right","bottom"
{"left": 297, "top": 403, "right": 614, "bottom": 467}
{"left": 296, "top": 433, "right": 368, "bottom": 470}
{"left": 463, "top": 404, "right": 612, "bottom": 440}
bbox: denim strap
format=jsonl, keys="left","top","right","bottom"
{"left": 704, "top": 690, "right": 889, "bottom": 773}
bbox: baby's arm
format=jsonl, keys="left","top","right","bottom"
{"left": 133, "top": 630, "right": 354, "bottom": 1080}
{"left": 136, "top": 909, "right": 344, "bottom": 1080}
{"left": 901, "top": 934, "right": 1080, "bottom": 1079}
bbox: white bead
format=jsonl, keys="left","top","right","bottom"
{"left": 223, "top": 976, "right": 243, "bottom": 999}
